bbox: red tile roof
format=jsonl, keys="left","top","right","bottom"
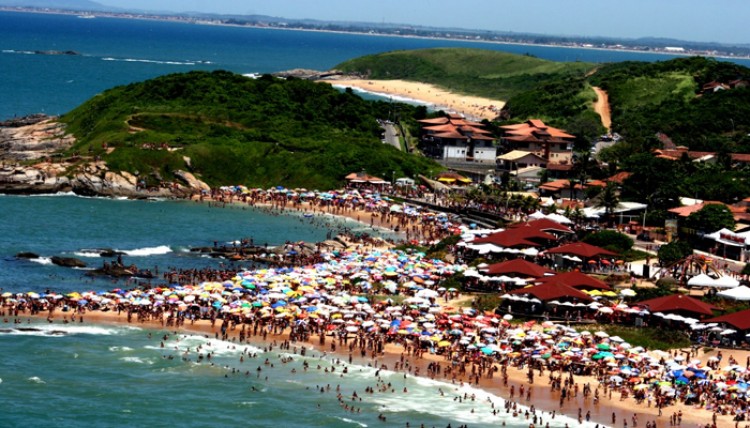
{"left": 417, "top": 117, "right": 450, "bottom": 125}
{"left": 668, "top": 202, "right": 726, "bottom": 218}
{"left": 509, "top": 218, "right": 573, "bottom": 234}
{"left": 545, "top": 242, "right": 618, "bottom": 258}
{"left": 509, "top": 282, "right": 592, "bottom": 303}
{"left": 704, "top": 308, "right": 750, "bottom": 331}
{"left": 636, "top": 294, "right": 717, "bottom": 317}
{"left": 537, "top": 271, "right": 610, "bottom": 290}
{"left": 607, "top": 171, "right": 632, "bottom": 184}
{"left": 501, "top": 120, "right": 575, "bottom": 139}
{"left": 484, "top": 259, "right": 555, "bottom": 278}
{"left": 432, "top": 131, "right": 469, "bottom": 140}
{"left": 472, "top": 228, "right": 552, "bottom": 248}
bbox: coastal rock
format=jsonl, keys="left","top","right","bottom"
{"left": 174, "top": 170, "right": 210, "bottom": 192}
{"left": 98, "top": 249, "right": 125, "bottom": 258}
{"left": 15, "top": 252, "right": 40, "bottom": 259}
{"left": 0, "top": 114, "right": 51, "bottom": 128}
{"left": 87, "top": 264, "right": 154, "bottom": 278}
{"left": 50, "top": 256, "right": 87, "bottom": 268}
{"left": 273, "top": 69, "right": 351, "bottom": 80}
{"left": 0, "top": 118, "right": 75, "bottom": 161}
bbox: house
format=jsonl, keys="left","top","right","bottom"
{"left": 496, "top": 150, "right": 547, "bottom": 170}
{"left": 344, "top": 171, "right": 388, "bottom": 188}
{"left": 418, "top": 114, "right": 496, "bottom": 163}
{"left": 500, "top": 120, "right": 576, "bottom": 165}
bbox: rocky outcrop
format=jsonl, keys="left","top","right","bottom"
{"left": 50, "top": 256, "right": 87, "bottom": 268}
{"left": 0, "top": 117, "right": 75, "bottom": 161}
{"left": 273, "top": 69, "right": 356, "bottom": 80}
{"left": 15, "top": 252, "right": 40, "bottom": 259}
{"left": 0, "top": 117, "right": 210, "bottom": 199}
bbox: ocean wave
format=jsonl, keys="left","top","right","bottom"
{"left": 120, "top": 356, "right": 154, "bottom": 365}
{"left": 118, "top": 245, "right": 172, "bottom": 256}
{"left": 2, "top": 49, "right": 35, "bottom": 55}
{"left": 330, "top": 85, "right": 430, "bottom": 107}
{"left": 28, "top": 376, "right": 46, "bottom": 384}
{"left": 334, "top": 417, "right": 367, "bottom": 427}
{"left": 29, "top": 257, "right": 53, "bottom": 265}
{"left": 109, "top": 346, "right": 134, "bottom": 352}
{"left": 73, "top": 251, "right": 103, "bottom": 258}
{"left": 101, "top": 57, "right": 198, "bottom": 66}
{"left": 169, "top": 334, "right": 263, "bottom": 357}
{"left": 0, "top": 324, "right": 127, "bottom": 337}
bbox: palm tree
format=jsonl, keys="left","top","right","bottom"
{"left": 596, "top": 182, "right": 620, "bottom": 226}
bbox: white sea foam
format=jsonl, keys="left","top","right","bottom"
{"left": 330, "top": 360, "right": 596, "bottom": 428}
{"left": 335, "top": 417, "right": 367, "bottom": 427}
{"left": 120, "top": 356, "right": 154, "bottom": 365}
{"left": 0, "top": 324, "right": 128, "bottom": 337}
{"left": 23, "top": 191, "right": 78, "bottom": 197}
{"left": 29, "top": 257, "right": 53, "bottom": 265}
{"left": 118, "top": 245, "right": 172, "bottom": 256}
{"left": 28, "top": 376, "right": 46, "bottom": 384}
{"left": 109, "top": 346, "right": 134, "bottom": 352}
{"left": 330, "top": 85, "right": 430, "bottom": 107}
{"left": 101, "top": 57, "right": 196, "bottom": 65}
{"left": 74, "top": 251, "right": 103, "bottom": 258}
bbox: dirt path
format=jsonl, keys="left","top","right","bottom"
{"left": 592, "top": 86, "right": 612, "bottom": 131}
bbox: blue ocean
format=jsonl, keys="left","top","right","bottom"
{"left": 2, "top": 11, "right": 749, "bottom": 119}
{"left": 0, "top": 11, "right": 735, "bottom": 427}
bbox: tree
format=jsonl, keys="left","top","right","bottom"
{"left": 595, "top": 182, "right": 620, "bottom": 226}
{"left": 583, "top": 230, "right": 634, "bottom": 253}
{"left": 657, "top": 240, "right": 693, "bottom": 266}
{"left": 685, "top": 203, "right": 735, "bottom": 234}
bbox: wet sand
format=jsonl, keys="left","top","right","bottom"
{"left": 23, "top": 301, "right": 735, "bottom": 428}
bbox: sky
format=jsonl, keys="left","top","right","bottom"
{"left": 96, "top": 0, "right": 748, "bottom": 45}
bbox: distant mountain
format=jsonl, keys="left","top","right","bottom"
{"left": 0, "top": 0, "right": 112, "bottom": 11}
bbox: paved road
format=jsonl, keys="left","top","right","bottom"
{"left": 382, "top": 122, "right": 401, "bottom": 151}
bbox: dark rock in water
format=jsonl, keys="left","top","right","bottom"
{"left": 190, "top": 247, "right": 214, "bottom": 253}
{"left": 16, "top": 252, "right": 40, "bottom": 259}
{"left": 87, "top": 264, "right": 154, "bottom": 279}
{"left": 34, "top": 50, "right": 80, "bottom": 56}
{"left": 99, "top": 249, "right": 124, "bottom": 258}
{"left": 50, "top": 256, "right": 87, "bottom": 268}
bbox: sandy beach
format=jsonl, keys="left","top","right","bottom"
{"left": 17, "top": 295, "right": 735, "bottom": 428}
{"left": 320, "top": 79, "right": 505, "bottom": 121}
{"left": 3, "top": 190, "right": 738, "bottom": 428}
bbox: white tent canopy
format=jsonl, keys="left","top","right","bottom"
{"left": 717, "top": 285, "right": 750, "bottom": 300}
{"left": 705, "top": 228, "right": 750, "bottom": 247}
{"left": 687, "top": 273, "right": 716, "bottom": 287}
{"left": 713, "top": 276, "right": 740, "bottom": 288}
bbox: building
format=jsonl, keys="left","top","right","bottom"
{"left": 500, "top": 120, "right": 576, "bottom": 165}
{"left": 418, "top": 114, "right": 496, "bottom": 163}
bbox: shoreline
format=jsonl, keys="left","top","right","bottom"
{"left": 15, "top": 304, "right": 720, "bottom": 428}
{"left": 321, "top": 79, "right": 504, "bottom": 121}
{"left": 2, "top": 8, "right": 748, "bottom": 63}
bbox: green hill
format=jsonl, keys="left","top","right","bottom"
{"left": 336, "top": 47, "right": 602, "bottom": 142}
{"left": 339, "top": 48, "right": 750, "bottom": 153}
{"left": 61, "top": 70, "right": 439, "bottom": 189}
{"left": 588, "top": 57, "right": 750, "bottom": 153}
{"left": 335, "top": 47, "right": 595, "bottom": 101}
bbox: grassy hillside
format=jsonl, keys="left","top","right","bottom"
{"left": 589, "top": 57, "right": 750, "bottom": 152}
{"left": 61, "top": 70, "right": 439, "bottom": 189}
{"left": 335, "top": 47, "right": 595, "bottom": 100}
